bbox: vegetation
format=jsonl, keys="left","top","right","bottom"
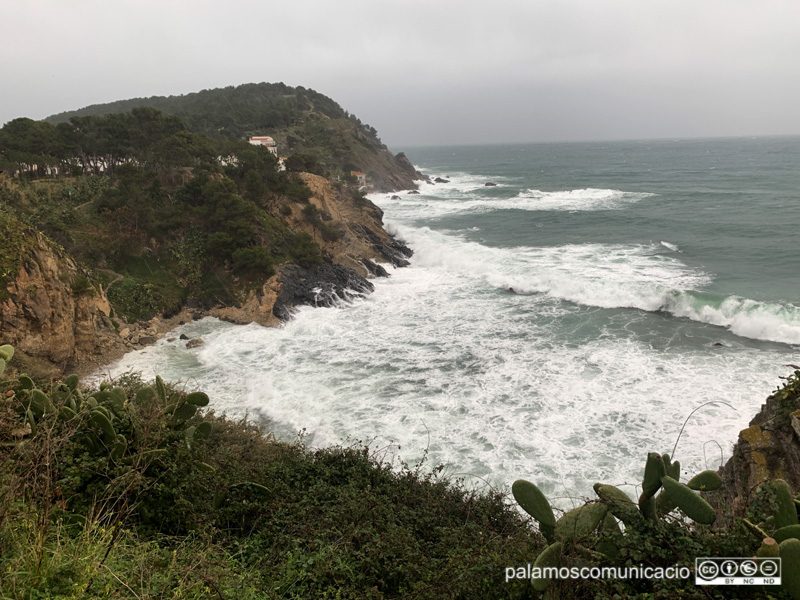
{"left": 43, "top": 82, "right": 388, "bottom": 179}
{"left": 508, "top": 375, "right": 800, "bottom": 598}
{"left": 0, "top": 345, "right": 540, "bottom": 599}
{"left": 0, "top": 106, "right": 335, "bottom": 321}
{"left": 0, "top": 82, "right": 414, "bottom": 328}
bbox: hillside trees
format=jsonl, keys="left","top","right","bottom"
{"left": 0, "top": 108, "right": 216, "bottom": 177}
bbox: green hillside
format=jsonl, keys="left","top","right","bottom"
{"left": 44, "top": 82, "right": 406, "bottom": 186}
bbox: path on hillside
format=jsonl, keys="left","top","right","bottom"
{"left": 95, "top": 268, "right": 123, "bottom": 293}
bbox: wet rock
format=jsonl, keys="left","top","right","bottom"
{"left": 186, "top": 338, "right": 204, "bottom": 349}
{"left": 485, "top": 182, "right": 498, "bottom": 187}
{"left": 273, "top": 263, "right": 375, "bottom": 321}
{"left": 179, "top": 334, "right": 189, "bottom": 340}
{"left": 349, "top": 223, "right": 412, "bottom": 267}
{"left": 363, "top": 259, "right": 390, "bottom": 278}
{"left": 407, "top": 190, "right": 420, "bottom": 195}
{"left": 433, "top": 177, "right": 450, "bottom": 184}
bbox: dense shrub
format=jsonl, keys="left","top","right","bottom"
{"left": 290, "top": 232, "right": 322, "bottom": 268}
{"left": 0, "top": 366, "right": 541, "bottom": 599}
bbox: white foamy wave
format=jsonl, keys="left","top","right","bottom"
{"left": 374, "top": 186, "right": 652, "bottom": 221}
{"left": 666, "top": 294, "right": 800, "bottom": 345}
{"left": 387, "top": 223, "right": 800, "bottom": 345}
{"left": 96, "top": 266, "right": 794, "bottom": 508}
{"left": 514, "top": 188, "right": 653, "bottom": 211}
{"left": 660, "top": 241, "right": 680, "bottom": 252}
{"left": 391, "top": 223, "right": 710, "bottom": 312}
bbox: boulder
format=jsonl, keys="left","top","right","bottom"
{"left": 186, "top": 338, "right": 204, "bottom": 349}
{"left": 485, "top": 182, "right": 498, "bottom": 187}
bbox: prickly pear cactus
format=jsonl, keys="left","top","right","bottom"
{"left": 512, "top": 479, "right": 556, "bottom": 543}
{"left": 660, "top": 476, "right": 716, "bottom": 525}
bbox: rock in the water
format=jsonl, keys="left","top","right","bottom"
{"left": 273, "top": 263, "right": 375, "bottom": 321}
{"left": 407, "top": 190, "right": 420, "bottom": 195}
{"left": 179, "top": 334, "right": 189, "bottom": 340}
{"left": 433, "top": 177, "right": 450, "bottom": 183}
{"left": 485, "top": 182, "right": 498, "bottom": 187}
{"left": 391, "top": 195, "right": 400, "bottom": 200}
{"left": 349, "top": 223, "right": 412, "bottom": 267}
{"left": 363, "top": 259, "right": 390, "bottom": 278}
{"left": 186, "top": 338, "right": 204, "bottom": 349}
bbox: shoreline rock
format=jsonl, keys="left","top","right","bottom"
{"left": 719, "top": 371, "right": 800, "bottom": 511}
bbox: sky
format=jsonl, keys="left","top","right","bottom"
{"left": 3, "top": 0, "right": 800, "bottom": 147}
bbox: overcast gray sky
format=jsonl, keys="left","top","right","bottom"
{"left": 3, "top": 0, "right": 800, "bottom": 147}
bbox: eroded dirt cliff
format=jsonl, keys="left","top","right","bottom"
{"left": 0, "top": 225, "right": 125, "bottom": 376}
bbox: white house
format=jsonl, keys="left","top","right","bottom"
{"left": 248, "top": 136, "right": 278, "bottom": 156}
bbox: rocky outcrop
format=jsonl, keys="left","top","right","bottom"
{"left": 1, "top": 170, "right": 414, "bottom": 377}
{"left": 719, "top": 370, "right": 800, "bottom": 511}
{"left": 0, "top": 226, "right": 125, "bottom": 374}
{"left": 208, "top": 275, "right": 282, "bottom": 327}
{"left": 291, "top": 173, "right": 412, "bottom": 277}
{"left": 273, "top": 263, "right": 374, "bottom": 321}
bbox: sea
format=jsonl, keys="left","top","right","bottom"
{"left": 98, "top": 136, "right": 800, "bottom": 507}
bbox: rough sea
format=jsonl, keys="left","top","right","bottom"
{"left": 99, "top": 136, "right": 800, "bottom": 507}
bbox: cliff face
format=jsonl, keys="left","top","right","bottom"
{"left": 294, "top": 173, "right": 411, "bottom": 273}
{"left": 719, "top": 370, "right": 800, "bottom": 509}
{"left": 0, "top": 225, "right": 125, "bottom": 375}
{"left": 217, "top": 173, "right": 412, "bottom": 324}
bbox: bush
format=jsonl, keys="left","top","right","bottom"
{"left": 284, "top": 181, "right": 313, "bottom": 203}
{"left": 69, "top": 273, "right": 94, "bottom": 297}
{"left": 290, "top": 232, "right": 322, "bottom": 268}
{"left": 107, "top": 276, "right": 161, "bottom": 321}
{"left": 232, "top": 246, "right": 274, "bottom": 280}
{"left": 0, "top": 363, "right": 541, "bottom": 599}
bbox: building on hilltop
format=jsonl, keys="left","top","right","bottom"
{"left": 248, "top": 136, "right": 278, "bottom": 156}
{"left": 350, "top": 171, "right": 366, "bottom": 187}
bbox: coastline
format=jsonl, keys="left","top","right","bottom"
{"left": 76, "top": 185, "right": 418, "bottom": 380}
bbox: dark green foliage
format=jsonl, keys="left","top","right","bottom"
{"left": 69, "top": 273, "right": 94, "bottom": 296}
{"left": 284, "top": 180, "right": 314, "bottom": 203}
{"left": 0, "top": 210, "right": 27, "bottom": 299}
{"left": 284, "top": 153, "right": 324, "bottom": 175}
{"left": 106, "top": 276, "right": 163, "bottom": 322}
{"left": 0, "top": 360, "right": 541, "bottom": 599}
{"left": 290, "top": 232, "right": 322, "bottom": 268}
{"left": 232, "top": 246, "right": 274, "bottom": 280}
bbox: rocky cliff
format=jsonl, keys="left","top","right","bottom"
{"left": 0, "top": 221, "right": 125, "bottom": 377}
{"left": 201, "top": 173, "right": 411, "bottom": 326}
{"left": 0, "top": 171, "right": 412, "bottom": 377}
{"left": 719, "top": 369, "right": 800, "bottom": 510}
